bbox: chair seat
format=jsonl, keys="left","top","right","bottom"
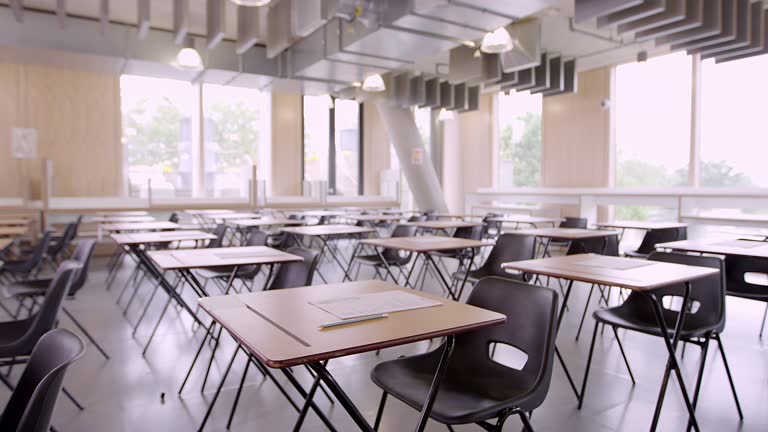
{"left": 371, "top": 350, "right": 539, "bottom": 425}
{"left": 727, "top": 291, "right": 768, "bottom": 302}
{"left": 593, "top": 304, "right": 721, "bottom": 340}
{"left": 452, "top": 268, "right": 525, "bottom": 284}
{"left": 353, "top": 254, "right": 407, "bottom": 267}
{"left": 624, "top": 250, "right": 649, "bottom": 259}
{"left": 195, "top": 266, "right": 259, "bottom": 280}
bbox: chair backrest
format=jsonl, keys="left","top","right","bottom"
{"left": 268, "top": 248, "right": 320, "bottom": 290}
{"left": 14, "top": 262, "right": 81, "bottom": 357}
{"left": 381, "top": 225, "right": 418, "bottom": 264}
{"left": 723, "top": 255, "right": 768, "bottom": 300}
{"left": 565, "top": 237, "right": 605, "bottom": 255}
{"left": 17, "top": 231, "right": 53, "bottom": 274}
{"left": 70, "top": 215, "right": 83, "bottom": 239}
{"left": 559, "top": 217, "right": 587, "bottom": 229}
{"left": 168, "top": 212, "right": 179, "bottom": 223}
{"left": 450, "top": 277, "right": 558, "bottom": 410}
{"left": 47, "top": 223, "right": 76, "bottom": 257}
{"left": 602, "top": 234, "right": 620, "bottom": 257}
{"left": 481, "top": 213, "right": 503, "bottom": 237}
{"left": 621, "top": 252, "right": 725, "bottom": 333}
{"left": 634, "top": 227, "right": 681, "bottom": 254}
{"left": 479, "top": 234, "right": 536, "bottom": 277}
{"left": 245, "top": 229, "right": 268, "bottom": 247}
{"left": 453, "top": 225, "right": 483, "bottom": 241}
{"left": 66, "top": 239, "right": 97, "bottom": 297}
{"left": 0, "top": 329, "right": 85, "bottom": 432}
{"left": 207, "top": 224, "right": 228, "bottom": 248}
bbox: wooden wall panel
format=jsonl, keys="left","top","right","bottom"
{"left": 0, "top": 63, "right": 122, "bottom": 198}
{"left": 270, "top": 92, "right": 303, "bottom": 196}
{"left": 0, "top": 65, "right": 21, "bottom": 197}
{"left": 458, "top": 93, "right": 495, "bottom": 194}
{"left": 362, "top": 102, "right": 390, "bottom": 195}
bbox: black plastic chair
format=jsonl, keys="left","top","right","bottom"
{"left": 353, "top": 225, "right": 418, "bottom": 281}
{"left": 579, "top": 252, "right": 743, "bottom": 424}
{"left": 168, "top": 212, "right": 179, "bottom": 224}
{"left": 371, "top": 277, "right": 559, "bottom": 431}
{"left": 46, "top": 222, "right": 77, "bottom": 266}
{"left": 0, "top": 328, "right": 85, "bottom": 432}
{"left": 550, "top": 217, "right": 588, "bottom": 247}
{"left": 723, "top": 255, "right": 768, "bottom": 336}
{"left": 625, "top": 227, "right": 683, "bottom": 259}
{"left": 481, "top": 213, "right": 503, "bottom": 240}
{"left": 195, "top": 229, "right": 269, "bottom": 293}
{"left": 407, "top": 215, "right": 427, "bottom": 223}
{"left": 452, "top": 233, "right": 536, "bottom": 298}
{"left": 267, "top": 247, "right": 320, "bottom": 290}
{"left": 0, "top": 231, "right": 53, "bottom": 283}
{"left": 207, "top": 224, "right": 228, "bottom": 248}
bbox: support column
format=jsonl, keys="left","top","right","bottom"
{"left": 375, "top": 102, "right": 447, "bottom": 212}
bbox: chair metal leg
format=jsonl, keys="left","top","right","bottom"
{"left": 518, "top": 411, "right": 535, "bottom": 432}
{"left": 713, "top": 333, "right": 744, "bottom": 420}
{"left": 374, "top": 391, "right": 388, "bottom": 431}
{"left": 686, "top": 335, "right": 711, "bottom": 432}
{"left": 611, "top": 325, "right": 635, "bottom": 385}
{"left": 61, "top": 306, "right": 109, "bottom": 360}
{"left": 578, "top": 321, "right": 600, "bottom": 410}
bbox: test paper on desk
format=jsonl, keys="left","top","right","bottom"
{"left": 309, "top": 290, "right": 442, "bottom": 320}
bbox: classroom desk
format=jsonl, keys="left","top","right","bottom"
{"left": 344, "top": 214, "right": 403, "bottom": 223}
{"left": 294, "top": 210, "right": 347, "bottom": 218}
{"left": 198, "top": 280, "right": 506, "bottom": 432}
{"left": 486, "top": 215, "right": 564, "bottom": 229}
{"left": 0, "top": 227, "right": 28, "bottom": 237}
{"left": 0, "top": 218, "right": 31, "bottom": 226}
{"left": 358, "top": 236, "right": 492, "bottom": 300}
{"left": 89, "top": 216, "right": 156, "bottom": 223}
{"left": 280, "top": 225, "right": 377, "bottom": 283}
{"left": 406, "top": 220, "right": 483, "bottom": 237}
{"left": 150, "top": 246, "right": 304, "bottom": 393}
{"left": 228, "top": 218, "right": 305, "bottom": 240}
{"left": 100, "top": 221, "right": 180, "bottom": 232}
{"left": 515, "top": 227, "right": 621, "bottom": 257}
{"left": 207, "top": 212, "right": 261, "bottom": 221}
{"left": 502, "top": 254, "right": 717, "bottom": 431}
{"left": 595, "top": 221, "right": 688, "bottom": 242}
{"left": 95, "top": 210, "right": 150, "bottom": 217}
{"left": 656, "top": 238, "right": 768, "bottom": 258}
{"left": 183, "top": 209, "right": 235, "bottom": 215}
{"left": 109, "top": 230, "right": 218, "bottom": 353}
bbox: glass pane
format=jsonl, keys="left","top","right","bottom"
{"left": 497, "top": 91, "right": 542, "bottom": 188}
{"left": 202, "top": 84, "right": 269, "bottom": 198}
{"left": 303, "top": 95, "right": 330, "bottom": 184}
{"left": 615, "top": 52, "right": 692, "bottom": 187}
{"left": 700, "top": 55, "right": 768, "bottom": 187}
{"left": 120, "top": 75, "right": 194, "bottom": 198}
{"left": 333, "top": 99, "right": 361, "bottom": 196}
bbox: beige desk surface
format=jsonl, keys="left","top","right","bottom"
{"left": 229, "top": 218, "right": 305, "bottom": 228}
{"left": 595, "top": 221, "right": 688, "bottom": 231}
{"left": 90, "top": 216, "right": 156, "bottom": 223}
{"left": 0, "top": 238, "right": 13, "bottom": 249}
{"left": 149, "top": 246, "right": 303, "bottom": 270}
{"left": 361, "top": 236, "right": 493, "bottom": 253}
{"left": 95, "top": 211, "right": 150, "bottom": 217}
{"left": 280, "top": 224, "right": 376, "bottom": 236}
{"left": 295, "top": 210, "right": 347, "bottom": 218}
{"left": 345, "top": 214, "right": 403, "bottom": 222}
{"left": 0, "top": 218, "right": 30, "bottom": 226}
{"left": 111, "top": 230, "right": 216, "bottom": 245}
{"left": 657, "top": 239, "right": 768, "bottom": 258}
{"left": 487, "top": 216, "right": 565, "bottom": 225}
{"left": 502, "top": 254, "right": 718, "bottom": 292}
{"left": 0, "top": 227, "right": 28, "bottom": 237}
{"left": 198, "top": 280, "right": 506, "bottom": 368}
{"left": 209, "top": 212, "right": 262, "bottom": 220}
{"left": 101, "top": 221, "right": 180, "bottom": 232}
{"left": 184, "top": 209, "right": 236, "bottom": 215}
{"left": 515, "top": 227, "right": 621, "bottom": 240}
{"left": 406, "top": 221, "right": 483, "bottom": 229}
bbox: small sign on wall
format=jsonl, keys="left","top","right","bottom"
{"left": 11, "top": 128, "right": 38, "bottom": 159}
{"left": 410, "top": 148, "right": 425, "bottom": 165}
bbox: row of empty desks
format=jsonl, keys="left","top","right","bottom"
{"left": 0, "top": 226, "right": 28, "bottom": 237}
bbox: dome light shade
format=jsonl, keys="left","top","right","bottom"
{"left": 175, "top": 47, "right": 203, "bottom": 71}
{"left": 362, "top": 74, "right": 386, "bottom": 92}
{"left": 480, "top": 27, "right": 513, "bottom": 54}
{"left": 438, "top": 108, "right": 455, "bottom": 121}
{"left": 229, "top": 0, "right": 272, "bottom": 6}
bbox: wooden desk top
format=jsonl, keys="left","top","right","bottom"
{"left": 198, "top": 280, "right": 505, "bottom": 368}
{"left": 0, "top": 218, "right": 30, "bottom": 226}
{"left": 229, "top": 218, "right": 305, "bottom": 228}
{"left": 0, "top": 238, "right": 13, "bottom": 250}
{"left": 95, "top": 211, "right": 150, "bottom": 217}
{"left": 0, "top": 227, "right": 28, "bottom": 237}
{"left": 595, "top": 221, "right": 688, "bottom": 231}
{"left": 149, "top": 246, "right": 303, "bottom": 270}
{"left": 184, "top": 209, "right": 235, "bottom": 215}
{"left": 515, "top": 227, "right": 621, "bottom": 240}
{"left": 487, "top": 216, "right": 565, "bottom": 225}
{"left": 406, "top": 221, "right": 483, "bottom": 229}
{"left": 279, "top": 224, "right": 376, "bottom": 236}
{"left": 657, "top": 239, "right": 768, "bottom": 258}
{"left": 90, "top": 216, "right": 156, "bottom": 223}
{"left": 345, "top": 215, "right": 403, "bottom": 222}
{"left": 208, "top": 212, "right": 261, "bottom": 220}
{"left": 111, "top": 230, "right": 216, "bottom": 245}
{"left": 294, "top": 210, "right": 346, "bottom": 218}
{"left": 361, "top": 236, "right": 492, "bottom": 252}
{"left": 502, "top": 254, "right": 718, "bottom": 292}
{"left": 101, "top": 221, "right": 180, "bottom": 232}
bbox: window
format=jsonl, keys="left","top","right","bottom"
{"left": 699, "top": 55, "right": 768, "bottom": 187}
{"left": 615, "top": 52, "right": 692, "bottom": 187}
{"left": 496, "top": 91, "right": 542, "bottom": 188}
{"left": 202, "top": 84, "right": 270, "bottom": 198}
{"left": 302, "top": 96, "right": 362, "bottom": 196}
{"left": 121, "top": 75, "right": 195, "bottom": 198}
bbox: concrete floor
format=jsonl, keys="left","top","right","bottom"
{"left": 2, "top": 237, "right": 767, "bottom": 432}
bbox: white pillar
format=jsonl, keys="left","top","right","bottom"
{"left": 375, "top": 102, "right": 448, "bottom": 212}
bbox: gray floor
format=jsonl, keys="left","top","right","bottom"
{"left": 3, "top": 239, "right": 767, "bottom": 432}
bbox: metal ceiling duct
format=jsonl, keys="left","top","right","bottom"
{"left": 500, "top": 19, "right": 542, "bottom": 73}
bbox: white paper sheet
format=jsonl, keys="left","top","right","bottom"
{"left": 309, "top": 290, "right": 442, "bottom": 320}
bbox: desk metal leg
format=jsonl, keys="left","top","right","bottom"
{"left": 422, "top": 253, "right": 458, "bottom": 300}
{"left": 414, "top": 335, "right": 455, "bottom": 432}
{"left": 550, "top": 280, "right": 581, "bottom": 402}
